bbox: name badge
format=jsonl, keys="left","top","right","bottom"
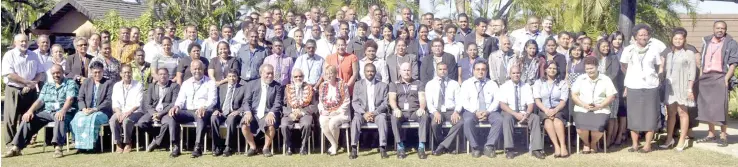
{"left": 51, "top": 102, "right": 61, "bottom": 110}
{"left": 410, "top": 85, "right": 417, "bottom": 91}
{"left": 403, "top": 103, "right": 409, "bottom": 110}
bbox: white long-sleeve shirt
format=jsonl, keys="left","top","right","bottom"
{"left": 112, "top": 80, "right": 144, "bottom": 113}
{"left": 456, "top": 77, "right": 500, "bottom": 113}
{"left": 174, "top": 76, "right": 217, "bottom": 110}
{"left": 425, "top": 77, "right": 460, "bottom": 113}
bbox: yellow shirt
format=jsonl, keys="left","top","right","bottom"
{"left": 112, "top": 41, "right": 141, "bottom": 64}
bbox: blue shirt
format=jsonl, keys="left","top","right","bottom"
{"left": 293, "top": 54, "right": 324, "bottom": 85}
{"left": 238, "top": 46, "right": 268, "bottom": 81}
{"left": 38, "top": 78, "right": 78, "bottom": 113}
{"left": 458, "top": 57, "right": 487, "bottom": 81}
{"left": 532, "top": 79, "right": 569, "bottom": 109}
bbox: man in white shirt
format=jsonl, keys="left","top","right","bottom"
{"left": 292, "top": 40, "right": 324, "bottom": 86}
{"left": 167, "top": 60, "right": 217, "bottom": 158}
{"left": 143, "top": 27, "right": 168, "bottom": 63}
{"left": 241, "top": 64, "right": 283, "bottom": 157}
{"left": 109, "top": 65, "right": 144, "bottom": 153}
{"left": 349, "top": 64, "right": 390, "bottom": 159}
{"left": 288, "top": 14, "right": 309, "bottom": 39}
{"left": 428, "top": 19, "right": 444, "bottom": 41}
{"left": 511, "top": 16, "right": 546, "bottom": 53}
{"left": 315, "top": 26, "right": 337, "bottom": 58}
{"left": 425, "top": 63, "right": 462, "bottom": 156}
{"left": 498, "top": 65, "right": 545, "bottom": 159}
{"left": 2, "top": 34, "right": 45, "bottom": 146}
{"left": 34, "top": 35, "right": 52, "bottom": 73}
{"left": 442, "top": 25, "right": 464, "bottom": 61}
{"left": 453, "top": 61, "right": 504, "bottom": 158}
{"left": 178, "top": 25, "right": 202, "bottom": 56}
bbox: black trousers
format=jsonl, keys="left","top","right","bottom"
{"left": 3, "top": 86, "right": 38, "bottom": 146}
{"left": 280, "top": 114, "right": 314, "bottom": 149}
{"left": 210, "top": 113, "right": 241, "bottom": 149}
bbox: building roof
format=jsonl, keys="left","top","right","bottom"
{"left": 32, "top": 0, "right": 148, "bottom": 30}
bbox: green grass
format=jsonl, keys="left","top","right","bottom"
{"left": 2, "top": 143, "right": 737, "bottom": 167}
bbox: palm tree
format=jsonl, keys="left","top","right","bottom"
{"left": 1, "top": 0, "right": 53, "bottom": 48}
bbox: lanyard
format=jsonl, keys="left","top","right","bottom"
{"left": 402, "top": 83, "right": 411, "bottom": 94}
{"left": 590, "top": 80, "right": 599, "bottom": 104}
{"left": 468, "top": 57, "right": 477, "bottom": 75}
{"left": 547, "top": 81, "right": 555, "bottom": 108}
{"left": 122, "top": 83, "right": 132, "bottom": 108}
{"left": 305, "top": 56, "right": 316, "bottom": 81}
{"left": 419, "top": 43, "right": 426, "bottom": 57}
{"left": 335, "top": 54, "right": 345, "bottom": 73}
{"left": 708, "top": 43, "right": 722, "bottom": 63}
{"left": 247, "top": 50, "right": 257, "bottom": 75}
{"left": 382, "top": 41, "right": 392, "bottom": 58}
{"left": 191, "top": 80, "right": 203, "bottom": 104}
{"left": 221, "top": 58, "right": 229, "bottom": 78}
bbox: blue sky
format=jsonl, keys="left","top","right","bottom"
{"left": 674, "top": 0, "right": 738, "bottom": 14}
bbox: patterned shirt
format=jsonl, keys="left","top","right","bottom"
{"left": 112, "top": 41, "right": 141, "bottom": 64}
{"left": 38, "top": 78, "right": 78, "bottom": 113}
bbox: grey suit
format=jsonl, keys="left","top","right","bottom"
{"left": 280, "top": 84, "right": 317, "bottom": 150}
{"left": 210, "top": 83, "right": 246, "bottom": 149}
{"left": 350, "top": 79, "right": 390, "bottom": 146}
{"left": 463, "top": 33, "right": 499, "bottom": 60}
{"left": 77, "top": 78, "right": 114, "bottom": 116}
{"left": 137, "top": 81, "right": 180, "bottom": 146}
{"left": 385, "top": 54, "right": 419, "bottom": 83}
{"left": 285, "top": 45, "right": 307, "bottom": 60}
{"left": 243, "top": 80, "right": 284, "bottom": 133}
{"left": 407, "top": 40, "right": 431, "bottom": 59}
{"left": 420, "top": 53, "right": 458, "bottom": 84}
{"left": 347, "top": 37, "right": 370, "bottom": 60}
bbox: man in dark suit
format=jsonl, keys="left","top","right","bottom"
{"left": 65, "top": 37, "right": 93, "bottom": 82}
{"left": 280, "top": 69, "right": 316, "bottom": 156}
{"left": 269, "top": 24, "right": 296, "bottom": 49}
{"left": 420, "top": 38, "right": 458, "bottom": 84}
{"left": 210, "top": 69, "right": 246, "bottom": 157}
{"left": 78, "top": 61, "right": 114, "bottom": 118}
{"left": 284, "top": 30, "right": 306, "bottom": 60}
{"left": 142, "top": 68, "right": 181, "bottom": 157}
{"left": 346, "top": 22, "right": 370, "bottom": 60}
{"left": 464, "top": 18, "right": 499, "bottom": 59}
{"left": 385, "top": 40, "right": 419, "bottom": 82}
{"left": 349, "top": 63, "right": 390, "bottom": 159}
{"left": 241, "top": 64, "right": 283, "bottom": 157}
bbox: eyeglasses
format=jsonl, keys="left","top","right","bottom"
{"left": 293, "top": 75, "right": 304, "bottom": 78}
{"left": 77, "top": 44, "right": 88, "bottom": 46}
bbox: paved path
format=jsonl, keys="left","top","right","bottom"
{"left": 690, "top": 119, "right": 738, "bottom": 157}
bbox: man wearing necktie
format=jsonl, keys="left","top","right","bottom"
{"left": 241, "top": 64, "right": 283, "bottom": 157}
{"left": 210, "top": 69, "right": 246, "bottom": 157}
{"left": 425, "top": 63, "right": 464, "bottom": 156}
{"left": 142, "top": 68, "right": 181, "bottom": 157}
{"left": 167, "top": 61, "right": 217, "bottom": 158}
{"left": 499, "top": 66, "right": 545, "bottom": 159}
{"left": 349, "top": 64, "right": 390, "bottom": 159}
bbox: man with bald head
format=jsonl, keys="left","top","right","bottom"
{"left": 3, "top": 34, "right": 45, "bottom": 147}
{"left": 389, "top": 62, "right": 429, "bottom": 159}
{"left": 241, "top": 64, "right": 283, "bottom": 157}
{"left": 168, "top": 60, "right": 217, "bottom": 158}
{"left": 488, "top": 35, "right": 516, "bottom": 84}
{"left": 395, "top": 7, "right": 417, "bottom": 36}
{"left": 3, "top": 65, "right": 76, "bottom": 158}
{"left": 368, "top": 21, "right": 383, "bottom": 41}
{"left": 280, "top": 69, "right": 316, "bottom": 156}
{"left": 512, "top": 16, "right": 546, "bottom": 53}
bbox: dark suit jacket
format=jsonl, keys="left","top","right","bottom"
{"left": 208, "top": 56, "right": 241, "bottom": 81}
{"left": 420, "top": 53, "right": 458, "bottom": 84}
{"left": 281, "top": 84, "right": 318, "bottom": 116}
{"left": 463, "top": 34, "right": 499, "bottom": 59}
{"left": 407, "top": 40, "right": 431, "bottom": 58}
{"left": 347, "top": 37, "right": 370, "bottom": 60}
{"left": 77, "top": 78, "right": 114, "bottom": 115}
{"left": 216, "top": 83, "right": 246, "bottom": 115}
{"left": 65, "top": 53, "right": 93, "bottom": 79}
{"left": 284, "top": 44, "right": 307, "bottom": 60}
{"left": 269, "top": 36, "right": 296, "bottom": 49}
{"left": 142, "top": 81, "right": 181, "bottom": 116}
{"left": 243, "top": 80, "right": 283, "bottom": 115}
{"left": 351, "top": 79, "right": 389, "bottom": 114}
{"left": 386, "top": 54, "right": 420, "bottom": 82}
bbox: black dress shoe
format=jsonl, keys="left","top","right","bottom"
{"left": 222, "top": 147, "right": 233, "bottom": 157}
{"left": 245, "top": 149, "right": 257, "bottom": 156}
{"left": 263, "top": 148, "right": 273, "bottom": 157}
{"left": 146, "top": 142, "right": 158, "bottom": 152}
{"left": 191, "top": 147, "right": 203, "bottom": 158}
{"left": 532, "top": 151, "right": 545, "bottom": 159}
{"left": 432, "top": 147, "right": 447, "bottom": 156}
{"left": 286, "top": 148, "right": 293, "bottom": 156}
{"left": 379, "top": 147, "right": 389, "bottom": 159}
{"left": 505, "top": 150, "right": 515, "bottom": 159}
{"left": 299, "top": 147, "right": 308, "bottom": 155}
{"left": 471, "top": 149, "right": 482, "bottom": 158}
{"left": 169, "top": 146, "right": 181, "bottom": 158}
{"left": 396, "top": 148, "right": 407, "bottom": 159}
{"left": 484, "top": 146, "right": 496, "bottom": 158}
{"left": 213, "top": 147, "right": 223, "bottom": 157}
{"left": 418, "top": 147, "right": 428, "bottom": 159}
{"left": 349, "top": 148, "right": 358, "bottom": 159}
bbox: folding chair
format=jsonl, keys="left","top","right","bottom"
{"left": 282, "top": 123, "right": 314, "bottom": 155}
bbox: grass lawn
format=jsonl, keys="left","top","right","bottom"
{"left": 2, "top": 141, "right": 737, "bottom": 167}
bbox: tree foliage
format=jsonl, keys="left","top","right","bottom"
{"left": 1, "top": 0, "right": 54, "bottom": 48}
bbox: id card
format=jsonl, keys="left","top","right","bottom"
{"left": 51, "top": 102, "right": 61, "bottom": 110}
{"left": 403, "top": 103, "right": 409, "bottom": 110}
{"left": 410, "top": 85, "right": 417, "bottom": 91}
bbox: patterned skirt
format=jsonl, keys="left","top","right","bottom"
{"left": 71, "top": 112, "right": 109, "bottom": 149}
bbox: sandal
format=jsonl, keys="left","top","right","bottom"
{"left": 695, "top": 136, "right": 716, "bottom": 143}
{"left": 2, "top": 148, "right": 21, "bottom": 158}
{"left": 53, "top": 147, "right": 63, "bottom": 158}
{"left": 717, "top": 138, "right": 728, "bottom": 147}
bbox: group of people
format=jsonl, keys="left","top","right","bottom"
{"left": 2, "top": 5, "right": 736, "bottom": 161}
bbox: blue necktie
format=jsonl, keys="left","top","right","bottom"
{"left": 477, "top": 81, "right": 486, "bottom": 111}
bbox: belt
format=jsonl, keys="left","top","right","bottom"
{"left": 5, "top": 84, "right": 24, "bottom": 89}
